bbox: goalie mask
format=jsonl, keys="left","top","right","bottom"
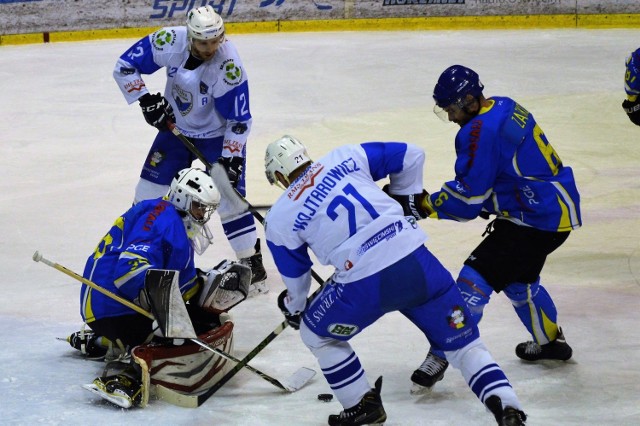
{"left": 167, "top": 168, "right": 220, "bottom": 255}
{"left": 264, "top": 135, "right": 313, "bottom": 189}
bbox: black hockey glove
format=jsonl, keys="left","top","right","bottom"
{"left": 139, "top": 93, "right": 175, "bottom": 131}
{"left": 218, "top": 156, "right": 244, "bottom": 188}
{"left": 383, "top": 185, "right": 431, "bottom": 220}
{"left": 277, "top": 290, "right": 301, "bottom": 330}
{"left": 622, "top": 98, "right": 640, "bottom": 126}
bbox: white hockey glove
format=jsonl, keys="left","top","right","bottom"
{"left": 197, "top": 260, "right": 251, "bottom": 311}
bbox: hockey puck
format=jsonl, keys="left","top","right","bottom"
{"left": 317, "top": 393, "right": 333, "bottom": 402}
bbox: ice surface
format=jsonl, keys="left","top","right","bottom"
{"left": 1, "top": 28, "right": 639, "bottom": 425}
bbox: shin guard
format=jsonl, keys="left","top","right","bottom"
{"left": 504, "top": 279, "right": 559, "bottom": 345}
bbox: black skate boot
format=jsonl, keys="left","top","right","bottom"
{"left": 515, "top": 327, "right": 572, "bottom": 361}
{"left": 485, "top": 395, "right": 527, "bottom": 426}
{"left": 66, "top": 329, "right": 109, "bottom": 359}
{"left": 410, "top": 349, "right": 449, "bottom": 394}
{"left": 240, "top": 238, "right": 268, "bottom": 296}
{"left": 328, "top": 376, "right": 387, "bottom": 426}
{"left": 83, "top": 372, "right": 142, "bottom": 408}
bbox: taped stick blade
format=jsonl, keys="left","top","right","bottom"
{"left": 282, "top": 367, "right": 316, "bottom": 392}
{"left": 209, "top": 162, "right": 250, "bottom": 219}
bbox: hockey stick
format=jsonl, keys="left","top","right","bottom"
{"left": 166, "top": 125, "right": 333, "bottom": 405}
{"left": 168, "top": 124, "right": 325, "bottom": 286}
{"left": 155, "top": 281, "right": 326, "bottom": 407}
{"left": 32, "top": 251, "right": 314, "bottom": 393}
{"left": 168, "top": 123, "right": 267, "bottom": 219}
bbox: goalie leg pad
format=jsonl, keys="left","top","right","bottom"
{"left": 132, "top": 319, "right": 235, "bottom": 397}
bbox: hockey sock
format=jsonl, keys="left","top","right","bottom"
{"left": 504, "top": 279, "right": 559, "bottom": 345}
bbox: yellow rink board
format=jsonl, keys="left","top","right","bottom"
{"left": 2, "top": 14, "right": 640, "bottom": 46}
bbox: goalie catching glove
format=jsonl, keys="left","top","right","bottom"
{"left": 196, "top": 260, "right": 251, "bottom": 312}
{"left": 622, "top": 98, "right": 640, "bottom": 126}
{"left": 139, "top": 92, "right": 175, "bottom": 131}
{"left": 383, "top": 184, "right": 434, "bottom": 220}
{"left": 277, "top": 290, "right": 302, "bottom": 330}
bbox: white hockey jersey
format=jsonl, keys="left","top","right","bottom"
{"left": 113, "top": 27, "right": 251, "bottom": 154}
{"left": 265, "top": 142, "right": 428, "bottom": 311}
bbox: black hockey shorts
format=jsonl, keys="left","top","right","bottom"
{"left": 463, "top": 219, "right": 570, "bottom": 292}
{"left": 88, "top": 314, "right": 154, "bottom": 349}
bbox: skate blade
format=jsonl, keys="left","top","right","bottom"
{"left": 248, "top": 281, "right": 269, "bottom": 298}
{"left": 283, "top": 367, "right": 316, "bottom": 392}
{"left": 410, "top": 382, "right": 435, "bottom": 395}
{"left": 82, "top": 383, "right": 133, "bottom": 408}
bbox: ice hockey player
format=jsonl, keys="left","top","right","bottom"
{"left": 112, "top": 5, "right": 266, "bottom": 294}
{"left": 623, "top": 47, "right": 640, "bottom": 126}
{"left": 264, "top": 136, "right": 526, "bottom": 425}
{"left": 407, "top": 65, "right": 581, "bottom": 394}
{"left": 66, "top": 168, "right": 251, "bottom": 408}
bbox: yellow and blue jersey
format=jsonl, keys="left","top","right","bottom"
{"left": 625, "top": 48, "right": 640, "bottom": 100}
{"left": 80, "top": 198, "right": 198, "bottom": 322}
{"left": 429, "top": 97, "right": 581, "bottom": 232}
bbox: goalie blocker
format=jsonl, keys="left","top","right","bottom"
{"left": 136, "top": 264, "right": 249, "bottom": 407}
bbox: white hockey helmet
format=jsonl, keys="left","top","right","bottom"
{"left": 186, "top": 5, "right": 225, "bottom": 42}
{"left": 265, "top": 135, "right": 313, "bottom": 188}
{"left": 167, "top": 168, "right": 220, "bottom": 224}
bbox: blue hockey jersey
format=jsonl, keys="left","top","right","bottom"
{"left": 428, "top": 97, "right": 581, "bottom": 232}
{"left": 80, "top": 198, "right": 198, "bottom": 322}
{"left": 625, "top": 47, "right": 640, "bottom": 99}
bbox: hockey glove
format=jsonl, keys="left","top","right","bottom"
{"left": 139, "top": 93, "right": 175, "bottom": 131}
{"left": 277, "top": 290, "right": 302, "bottom": 330}
{"left": 383, "top": 185, "right": 431, "bottom": 220}
{"left": 218, "top": 156, "right": 244, "bottom": 188}
{"left": 622, "top": 98, "right": 640, "bottom": 126}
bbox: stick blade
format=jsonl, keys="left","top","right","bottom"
{"left": 282, "top": 367, "right": 316, "bottom": 392}
{"left": 209, "top": 162, "right": 250, "bottom": 219}
{"left": 155, "top": 384, "right": 199, "bottom": 408}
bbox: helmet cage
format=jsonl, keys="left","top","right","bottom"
{"left": 167, "top": 168, "right": 220, "bottom": 225}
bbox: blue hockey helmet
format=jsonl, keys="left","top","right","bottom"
{"left": 433, "top": 65, "right": 484, "bottom": 108}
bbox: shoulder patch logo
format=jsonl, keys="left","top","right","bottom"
{"left": 152, "top": 29, "right": 177, "bottom": 50}
{"left": 221, "top": 59, "right": 242, "bottom": 85}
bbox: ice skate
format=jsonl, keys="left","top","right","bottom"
{"left": 410, "top": 349, "right": 449, "bottom": 394}
{"left": 485, "top": 395, "right": 527, "bottom": 426}
{"left": 241, "top": 238, "right": 268, "bottom": 296}
{"left": 515, "top": 327, "right": 572, "bottom": 361}
{"left": 65, "top": 329, "right": 109, "bottom": 359}
{"left": 83, "top": 372, "right": 142, "bottom": 408}
{"left": 328, "top": 376, "right": 387, "bottom": 426}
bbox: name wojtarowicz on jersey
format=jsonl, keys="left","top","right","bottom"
{"left": 290, "top": 158, "right": 361, "bottom": 232}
